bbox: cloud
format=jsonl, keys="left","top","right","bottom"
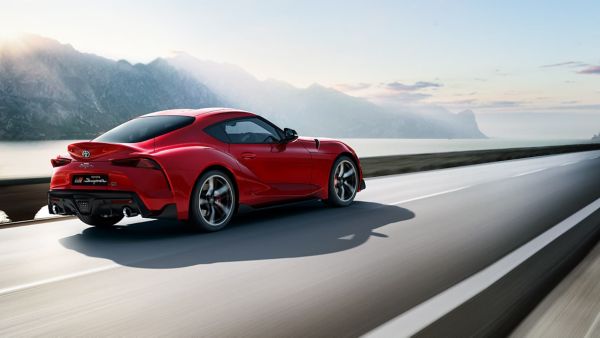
{"left": 494, "top": 69, "right": 510, "bottom": 76}
{"left": 429, "top": 99, "right": 525, "bottom": 109}
{"left": 453, "top": 92, "right": 477, "bottom": 97}
{"left": 541, "top": 61, "right": 588, "bottom": 68}
{"left": 432, "top": 99, "right": 478, "bottom": 105}
{"left": 385, "top": 81, "right": 442, "bottom": 91}
{"left": 578, "top": 65, "right": 600, "bottom": 74}
{"left": 550, "top": 103, "right": 600, "bottom": 110}
{"left": 381, "top": 92, "right": 432, "bottom": 102}
{"left": 332, "top": 80, "right": 440, "bottom": 104}
{"left": 478, "top": 100, "right": 600, "bottom": 112}
{"left": 332, "top": 83, "right": 371, "bottom": 91}
{"left": 541, "top": 61, "right": 600, "bottom": 75}
{"left": 483, "top": 100, "right": 523, "bottom": 108}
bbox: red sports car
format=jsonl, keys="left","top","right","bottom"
{"left": 48, "top": 108, "right": 366, "bottom": 231}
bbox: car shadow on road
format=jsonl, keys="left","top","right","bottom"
{"left": 59, "top": 200, "right": 414, "bottom": 269}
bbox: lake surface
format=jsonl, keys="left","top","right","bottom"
{"left": 340, "top": 138, "right": 593, "bottom": 157}
{"left": 0, "top": 138, "right": 592, "bottom": 179}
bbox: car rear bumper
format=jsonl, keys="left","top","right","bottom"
{"left": 47, "top": 190, "right": 176, "bottom": 219}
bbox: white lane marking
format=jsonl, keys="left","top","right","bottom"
{"left": 0, "top": 264, "right": 119, "bottom": 296}
{"left": 512, "top": 168, "right": 546, "bottom": 177}
{"left": 584, "top": 311, "right": 600, "bottom": 338}
{"left": 560, "top": 161, "right": 578, "bottom": 167}
{"left": 391, "top": 186, "right": 471, "bottom": 206}
{"left": 365, "top": 197, "right": 600, "bottom": 338}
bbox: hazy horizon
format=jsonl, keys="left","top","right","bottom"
{"left": 1, "top": 0, "right": 599, "bottom": 138}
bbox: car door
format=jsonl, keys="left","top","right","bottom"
{"left": 224, "top": 117, "right": 315, "bottom": 198}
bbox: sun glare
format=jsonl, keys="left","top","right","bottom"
{"left": 0, "top": 28, "right": 24, "bottom": 43}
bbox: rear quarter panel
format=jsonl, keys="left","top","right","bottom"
{"left": 152, "top": 145, "right": 270, "bottom": 220}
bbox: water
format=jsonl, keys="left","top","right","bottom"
{"left": 340, "top": 138, "right": 593, "bottom": 158}
{"left": 0, "top": 138, "right": 592, "bottom": 179}
{"left": 0, "top": 140, "right": 84, "bottom": 180}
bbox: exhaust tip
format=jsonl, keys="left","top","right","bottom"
{"left": 122, "top": 206, "right": 139, "bottom": 217}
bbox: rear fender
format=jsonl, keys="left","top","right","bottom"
{"left": 153, "top": 146, "right": 249, "bottom": 220}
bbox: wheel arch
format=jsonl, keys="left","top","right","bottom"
{"left": 337, "top": 151, "right": 359, "bottom": 169}
{"left": 153, "top": 145, "right": 242, "bottom": 221}
{"left": 188, "top": 164, "right": 240, "bottom": 221}
{"left": 326, "top": 152, "right": 363, "bottom": 199}
{"left": 336, "top": 151, "right": 363, "bottom": 184}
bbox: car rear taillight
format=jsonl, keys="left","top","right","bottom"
{"left": 111, "top": 158, "right": 161, "bottom": 170}
{"left": 51, "top": 156, "right": 72, "bottom": 168}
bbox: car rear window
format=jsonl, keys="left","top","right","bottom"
{"left": 94, "top": 116, "right": 195, "bottom": 143}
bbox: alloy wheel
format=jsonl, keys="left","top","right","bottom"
{"left": 198, "top": 174, "right": 234, "bottom": 227}
{"left": 333, "top": 160, "right": 358, "bottom": 202}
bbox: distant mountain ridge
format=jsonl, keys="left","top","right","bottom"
{"left": 0, "top": 35, "right": 221, "bottom": 140}
{"left": 0, "top": 35, "right": 486, "bottom": 140}
{"left": 167, "top": 53, "right": 486, "bottom": 139}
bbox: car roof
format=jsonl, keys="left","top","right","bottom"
{"left": 142, "top": 107, "right": 253, "bottom": 118}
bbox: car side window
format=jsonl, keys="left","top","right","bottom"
{"left": 223, "top": 118, "right": 282, "bottom": 144}
{"left": 204, "top": 123, "right": 230, "bottom": 143}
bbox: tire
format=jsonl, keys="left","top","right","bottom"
{"left": 325, "top": 156, "right": 359, "bottom": 207}
{"left": 77, "top": 214, "right": 123, "bottom": 227}
{"left": 189, "top": 170, "right": 237, "bottom": 232}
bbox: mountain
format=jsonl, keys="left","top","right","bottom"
{"left": 167, "top": 53, "right": 486, "bottom": 138}
{"left": 0, "top": 35, "right": 222, "bottom": 140}
{"left": 0, "top": 35, "right": 486, "bottom": 140}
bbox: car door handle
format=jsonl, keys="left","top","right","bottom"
{"left": 241, "top": 152, "right": 256, "bottom": 160}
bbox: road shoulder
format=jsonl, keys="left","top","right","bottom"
{"left": 511, "top": 240, "right": 600, "bottom": 337}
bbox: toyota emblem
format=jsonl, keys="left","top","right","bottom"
{"left": 82, "top": 150, "right": 91, "bottom": 158}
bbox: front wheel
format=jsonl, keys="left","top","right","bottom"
{"left": 189, "top": 170, "right": 237, "bottom": 232}
{"left": 77, "top": 214, "right": 123, "bottom": 227}
{"left": 325, "top": 156, "right": 359, "bottom": 207}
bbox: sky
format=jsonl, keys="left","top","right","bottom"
{"left": 1, "top": 0, "right": 599, "bottom": 138}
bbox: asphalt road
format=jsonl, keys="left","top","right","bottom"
{"left": 1, "top": 151, "right": 599, "bottom": 337}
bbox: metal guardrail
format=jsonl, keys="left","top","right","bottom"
{"left": 0, "top": 177, "right": 50, "bottom": 187}
{"left": 360, "top": 143, "right": 600, "bottom": 177}
{"left": 0, "top": 216, "right": 75, "bottom": 229}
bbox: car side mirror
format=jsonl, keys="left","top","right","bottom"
{"left": 283, "top": 128, "right": 298, "bottom": 142}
